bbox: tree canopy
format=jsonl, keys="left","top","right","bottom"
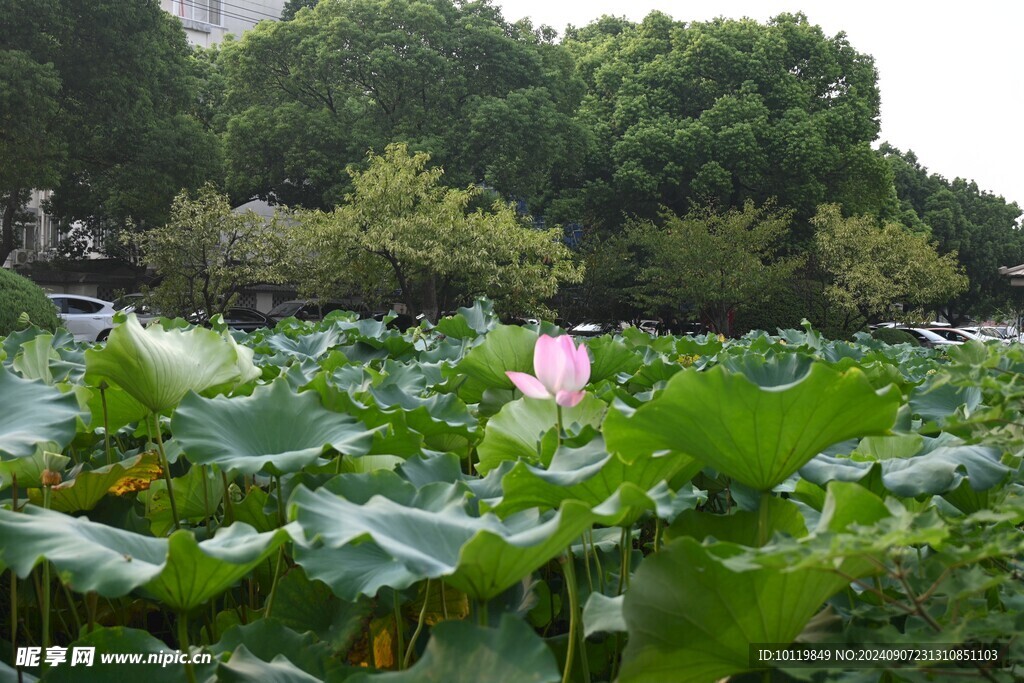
{"left": 218, "top": 0, "right": 586, "bottom": 211}
{"left": 555, "top": 12, "right": 894, "bottom": 232}
{"left": 286, "top": 144, "right": 582, "bottom": 318}
{"left": 812, "top": 203, "right": 968, "bottom": 326}
{"left": 0, "top": 0, "right": 220, "bottom": 264}
{"left": 620, "top": 202, "right": 802, "bottom": 334}
{"left": 882, "top": 145, "right": 1024, "bottom": 322}
{"left": 143, "top": 186, "right": 284, "bottom": 317}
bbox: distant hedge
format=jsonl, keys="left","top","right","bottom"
{"left": 0, "top": 268, "right": 60, "bottom": 335}
{"left": 871, "top": 327, "right": 919, "bottom": 346}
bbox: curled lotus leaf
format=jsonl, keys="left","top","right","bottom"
{"left": 289, "top": 470, "right": 630, "bottom": 600}
{"left": 0, "top": 506, "right": 290, "bottom": 610}
{"left": 85, "top": 314, "right": 257, "bottom": 413}
{"left": 171, "top": 379, "right": 377, "bottom": 475}
{"left": 0, "top": 367, "right": 81, "bottom": 459}
{"left": 604, "top": 361, "right": 900, "bottom": 490}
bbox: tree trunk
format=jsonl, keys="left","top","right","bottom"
{"left": 1, "top": 190, "right": 21, "bottom": 267}
{"left": 419, "top": 274, "right": 438, "bottom": 322}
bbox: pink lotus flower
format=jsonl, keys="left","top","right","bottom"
{"left": 507, "top": 334, "right": 591, "bottom": 407}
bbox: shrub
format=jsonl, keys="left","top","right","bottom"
{"left": 0, "top": 268, "right": 60, "bottom": 335}
{"left": 871, "top": 327, "right": 919, "bottom": 346}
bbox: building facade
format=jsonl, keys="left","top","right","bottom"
{"left": 160, "top": 0, "right": 286, "bottom": 47}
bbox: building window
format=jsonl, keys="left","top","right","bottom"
{"left": 175, "top": 0, "right": 222, "bottom": 27}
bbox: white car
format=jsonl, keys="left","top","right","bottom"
{"left": 47, "top": 294, "right": 116, "bottom": 341}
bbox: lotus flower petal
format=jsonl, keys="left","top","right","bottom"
{"left": 573, "top": 342, "right": 591, "bottom": 388}
{"left": 506, "top": 371, "right": 552, "bottom": 399}
{"left": 555, "top": 389, "right": 586, "bottom": 408}
{"left": 533, "top": 335, "right": 565, "bottom": 393}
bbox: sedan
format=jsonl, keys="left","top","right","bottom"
{"left": 221, "top": 307, "right": 274, "bottom": 332}
{"left": 189, "top": 307, "right": 274, "bottom": 333}
{"left": 926, "top": 328, "right": 984, "bottom": 344}
{"left": 47, "top": 294, "right": 116, "bottom": 342}
{"left": 901, "top": 328, "right": 961, "bottom": 348}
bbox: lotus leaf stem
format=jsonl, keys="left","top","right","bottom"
{"left": 99, "top": 382, "right": 112, "bottom": 465}
{"left": 757, "top": 490, "right": 771, "bottom": 547}
{"left": 60, "top": 580, "right": 82, "bottom": 636}
{"left": 394, "top": 590, "right": 406, "bottom": 670}
{"left": 403, "top": 579, "right": 431, "bottom": 669}
{"left": 151, "top": 413, "right": 181, "bottom": 531}
{"left": 220, "top": 470, "right": 235, "bottom": 525}
{"left": 617, "top": 527, "right": 631, "bottom": 594}
{"left": 561, "top": 553, "right": 584, "bottom": 683}
{"left": 177, "top": 613, "right": 197, "bottom": 683}
{"left": 41, "top": 485, "right": 51, "bottom": 654}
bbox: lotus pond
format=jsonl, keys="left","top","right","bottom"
{"left": 0, "top": 302, "right": 1021, "bottom": 682}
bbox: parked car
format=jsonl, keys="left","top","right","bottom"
{"left": 569, "top": 321, "right": 618, "bottom": 338}
{"left": 925, "top": 327, "right": 983, "bottom": 344}
{"left": 963, "top": 325, "right": 1017, "bottom": 344}
{"left": 112, "top": 293, "right": 162, "bottom": 326}
{"left": 188, "top": 307, "right": 275, "bottom": 333}
{"left": 267, "top": 299, "right": 355, "bottom": 323}
{"left": 47, "top": 294, "right": 116, "bottom": 342}
{"left": 901, "top": 328, "right": 961, "bottom": 348}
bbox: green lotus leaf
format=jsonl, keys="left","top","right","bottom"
{"left": 0, "top": 506, "right": 289, "bottom": 610}
{"left": 369, "top": 385, "right": 477, "bottom": 440}
{"left": 146, "top": 522, "right": 294, "bottom": 612}
{"left": 801, "top": 440, "right": 1010, "bottom": 498}
{"left": 349, "top": 615, "right": 559, "bottom": 683}
{"left": 12, "top": 333, "right": 60, "bottom": 384}
{"left": 267, "top": 568, "right": 374, "bottom": 651}
{"left": 215, "top": 646, "right": 321, "bottom": 683}
{"left": 0, "top": 505, "right": 167, "bottom": 594}
{"left": 0, "top": 445, "right": 68, "bottom": 490}
{"left": 0, "top": 368, "right": 81, "bottom": 459}
{"left": 289, "top": 471, "right": 614, "bottom": 600}
{"left": 582, "top": 593, "right": 626, "bottom": 638}
{"left": 908, "top": 377, "right": 982, "bottom": 425}
{"left": 209, "top": 619, "right": 355, "bottom": 682}
{"left": 84, "top": 314, "right": 255, "bottom": 413}
{"left": 666, "top": 495, "right": 808, "bottom": 547}
{"left": 451, "top": 324, "right": 537, "bottom": 390}
{"left": 477, "top": 395, "right": 606, "bottom": 474}
{"left": 484, "top": 438, "right": 700, "bottom": 521}
{"left": 44, "top": 626, "right": 215, "bottom": 683}
{"left": 585, "top": 336, "right": 643, "bottom": 383}
{"left": 171, "top": 379, "right": 376, "bottom": 475}
{"left": 265, "top": 328, "right": 342, "bottom": 360}
{"left": 140, "top": 463, "right": 224, "bottom": 536}
{"left": 604, "top": 361, "right": 900, "bottom": 490}
{"left": 84, "top": 382, "right": 150, "bottom": 433}
{"left": 293, "top": 534, "right": 422, "bottom": 601}
{"left": 26, "top": 451, "right": 162, "bottom": 513}
{"left": 618, "top": 537, "right": 855, "bottom": 683}
{"left": 433, "top": 300, "right": 497, "bottom": 339}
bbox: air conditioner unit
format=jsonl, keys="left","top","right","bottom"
{"left": 25, "top": 251, "right": 37, "bottom": 263}
{"left": 11, "top": 249, "right": 29, "bottom": 265}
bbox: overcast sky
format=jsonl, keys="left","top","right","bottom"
{"left": 494, "top": 0, "right": 1024, "bottom": 210}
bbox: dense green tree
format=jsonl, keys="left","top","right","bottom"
{"left": 142, "top": 185, "right": 284, "bottom": 318}
{"left": 0, "top": 268, "right": 60, "bottom": 334}
{"left": 557, "top": 12, "right": 895, "bottom": 233}
{"left": 286, "top": 144, "right": 582, "bottom": 318}
{"left": 882, "top": 145, "right": 1024, "bottom": 322}
{"left": 0, "top": 0, "right": 220, "bottom": 264}
{"left": 218, "top": 0, "right": 586, "bottom": 211}
{"left": 282, "top": 0, "right": 320, "bottom": 20}
{"left": 812, "top": 204, "right": 968, "bottom": 328}
{"left": 622, "top": 201, "right": 802, "bottom": 335}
